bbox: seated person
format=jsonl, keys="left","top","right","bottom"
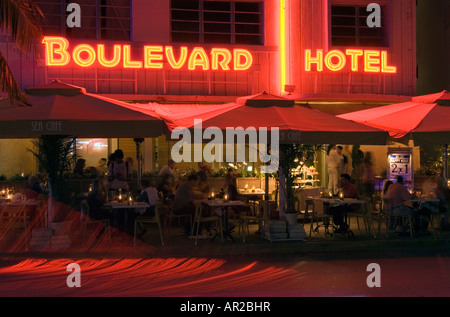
{"left": 327, "top": 174, "right": 359, "bottom": 233}
{"left": 135, "top": 179, "right": 159, "bottom": 238}
{"left": 157, "top": 173, "right": 176, "bottom": 201}
{"left": 26, "top": 174, "right": 48, "bottom": 200}
{"left": 386, "top": 175, "right": 413, "bottom": 233}
{"left": 434, "top": 176, "right": 450, "bottom": 214}
{"left": 173, "top": 174, "right": 202, "bottom": 235}
{"left": 86, "top": 178, "right": 108, "bottom": 221}
{"left": 195, "top": 170, "right": 210, "bottom": 199}
{"left": 136, "top": 179, "right": 158, "bottom": 217}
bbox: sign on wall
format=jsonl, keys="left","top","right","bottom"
{"left": 42, "top": 36, "right": 254, "bottom": 71}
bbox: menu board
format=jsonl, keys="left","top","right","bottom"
{"left": 387, "top": 148, "right": 413, "bottom": 188}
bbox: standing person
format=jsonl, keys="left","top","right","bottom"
{"left": 107, "top": 149, "right": 132, "bottom": 192}
{"left": 326, "top": 144, "right": 341, "bottom": 195}
{"left": 107, "top": 152, "right": 116, "bottom": 168}
{"left": 362, "top": 152, "right": 376, "bottom": 200}
{"left": 96, "top": 158, "right": 108, "bottom": 176}
{"left": 224, "top": 168, "right": 239, "bottom": 200}
{"left": 337, "top": 146, "right": 349, "bottom": 175}
{"left": 351, "top": 147, "right": 365, "bottom": 194}
{"left": 159, "top": 159, "right": 176, "bottom": 178}
{"left": 386, "top": 175, "right": 413, "bottom": 233}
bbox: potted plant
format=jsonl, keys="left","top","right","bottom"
{"left": 30, "top": 135, "right": 77, "bottom": 225}
{"left": 278, "top": 143, "right": 321, "bottom": 225}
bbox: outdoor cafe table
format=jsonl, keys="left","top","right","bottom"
{"left": 0, "top": 198, "right": 42, "bottom": 229}
{"left": 312, "top": 197, "right": 367, "bottom": 235}
{"left": 406, "top": 198, "right": 440, "bottom": 235}
{"left": 238, "top": 188, "right": 265, "bottom": 202}
{"left": 105, "top": 201, "right": 149, "bottom": 234}
{"left": 200, "top": 199, "right": 245, "bottom": 242}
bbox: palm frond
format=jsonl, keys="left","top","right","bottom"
{"left": 0, "top": 51, "right": 29, "bottom": 105}
{"left": 0, "top": 0, "right": 45, "bottom": 56}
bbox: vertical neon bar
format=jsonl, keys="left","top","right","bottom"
{"left": 280, "top": 0, "right": 287, "bottom": 93}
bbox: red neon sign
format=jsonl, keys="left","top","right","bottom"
{"left": 42, "top": 36, "right": 253, "bottom": 71}
{"left": 304, "top": 49, "right": 397, "bottom": 73}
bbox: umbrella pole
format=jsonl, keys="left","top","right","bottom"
{"left": 444, "top": 144, "right": 448, "bottom": 179}
{"left": 134, "top": 138, "right": 144, "bottom": 191}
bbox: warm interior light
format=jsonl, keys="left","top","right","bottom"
{"left": 280, "top": 0, "right": 286, "bottom": 92}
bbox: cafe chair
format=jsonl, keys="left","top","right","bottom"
{"left": 164, "top": 200, "right": 192, "bottom": 237}
{"left": 422, "top": 202, "right": 450, "bottom": 238}
{"left": 309, "top": 201, "right": 334, "bottom": 240}
{"left": 384, "top": 198, "right": 413, "bottom": 238}
{"left": 238, "top": 200, "right": 263, "bottom": 243}
{"left": 298, "top": 197, "right": 314, "bottom": 225}
{"left": 0, "top": 203, "right": 29, "bottom": 248}
{"left": 370, "top": 195, "right": 388, "bottom": 238}
{"left": 191, "top": 201, "right": 223, "bottom": 245}
{"left": 80, "top": 200, "right": 111, "bottom": 247}
{"left": 347, "top": 198, "right": 373, "bottom": 237}
{"left": 134, "top": 203, "right": 164, "bottom": 246}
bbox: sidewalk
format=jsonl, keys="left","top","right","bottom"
{"left": 1, "top": 217, "right": 449, "bottom": 260}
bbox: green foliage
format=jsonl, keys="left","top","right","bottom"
{"left": 0, "top": 0, "right": 45, "bottom": 104}
{"left": 29, "top": 135, "right": 76, "bottom": 203}
{"left": 417, "top": 144, "right": 444, "bottom": 176}
{"left": 9, "top": 173, "right": 28, "bottom": 182}
{"left": 278, "top": 144, "right": 323, "bottom": 213}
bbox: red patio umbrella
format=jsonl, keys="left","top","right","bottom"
{"left": 338, "top": 90, "right": 450, "bottom": 142}
{"left": 0, "top": 80, "right": 167, "bottom": 228}
{"left": 153, "top": 92, "right": 389, "bottom": 145}
{"left": 0, "top": 80, "right": 166, "bottom": 138}
{"left": 146, "top": 92, "right": 389, "bottom": 218}
{"left": 338, "top": 90, "right": 450, "bottom": 176}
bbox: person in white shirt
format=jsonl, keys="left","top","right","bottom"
{"left": 327, "top": 145, "right": 342, "bottom": 195}
{"left": 107, "top": 149, "right": 132, "bottom": 192}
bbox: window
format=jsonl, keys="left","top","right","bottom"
{"left": 171, "top": 0, "right": 263, "bottom": 45}
{"left": 36, "top": 0, "right": 131, "bottom": 41}
{"left": 330, "top": 4, "right": 388, "bottom": 47}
